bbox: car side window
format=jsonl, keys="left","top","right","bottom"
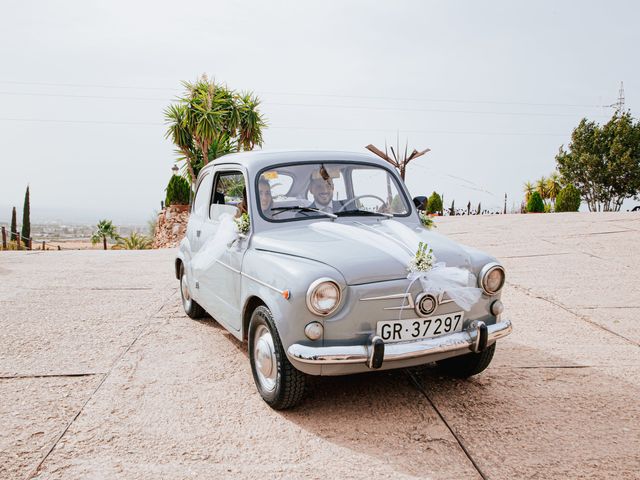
{"left": 192, "top": 171, "right": 211, "bottom": 219}
{"left": 210, "top": 171, "right": 246, "bottom": 221}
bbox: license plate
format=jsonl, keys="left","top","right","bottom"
{"left": 376, "top": 312, "right": 465, "bottom": 343}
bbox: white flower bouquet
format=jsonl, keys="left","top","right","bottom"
{"left": 419, "top": 211, "right": 436, "bottom": 229}
{"left": 408, "top": 241, "right": 435, "bottom": 273}
{"left": 234, "top": 213, "right": 251, "bottom": 235}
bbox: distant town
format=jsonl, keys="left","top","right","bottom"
{"left": 0, "top": 221, "right": 146, "bottom": 242}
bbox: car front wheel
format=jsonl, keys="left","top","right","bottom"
{"left": 179, "top": 263, "right": 205, "bottom": 319}
{"left": 248, "top": 305, "right": 306, "bottom": 410}
{"left": 436, "top": 343, "right": 496, "bottom": 378}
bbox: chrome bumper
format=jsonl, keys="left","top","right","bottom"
{"left": 287, "top": 319, "right": 512, "bottom": 368}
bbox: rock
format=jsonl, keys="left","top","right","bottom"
{"left": 153, "top": 205, "right": 189, "bottom": 248}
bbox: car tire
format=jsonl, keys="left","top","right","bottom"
{"left": 248, "top": 305, "right": 306, "bottom": 410}
{"left": 179, "top": 263, "right": 205, "bottom": 319}
{"left": 436, "top": 342, "right": 496, "bottom": 378}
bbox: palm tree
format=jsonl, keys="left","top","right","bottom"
{"left": 523, "top": 181, "right": 534, "bottom": 203}
{"left": 546, "top": 172, "right": 562, "bottom": 205}
{"left": 91, "top": 220, "right": 118, "bottom": 250}
{"left": 115, "top": 232, "right": 152, "bottom": 250}
{"left": 164, "top": 75, "right": 266, "bottom": 184}
{"left": 535, "top": 176, "right": 547, "bottom": 201}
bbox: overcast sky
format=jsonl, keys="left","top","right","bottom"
{"left": 0, "top": 0, "right": 638, "bottom": 224}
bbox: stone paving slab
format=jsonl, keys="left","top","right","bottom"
{"left": 1, "top": 212, "right": 639, "bottom": 480}
{"left": 413, "top": 365, "right": 640, "bottom": 480}
{"left": 33, "top": 304, "right": 480, "bottom": 480}
{"left": 0, "top": 376, "right": 101, "bottom": 480}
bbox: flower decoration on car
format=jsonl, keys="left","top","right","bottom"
{"left": 408, "top": 241, "right": 435, "bottom": 273}
{"left": 419, "top": 211, "right": 436, "bottom": 230}
{"left": 234, "top": 212, "right": 251, "bottom": 235}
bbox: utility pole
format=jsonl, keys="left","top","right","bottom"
{"left": 608, "top": 81, "right": 625, "bottom": 114}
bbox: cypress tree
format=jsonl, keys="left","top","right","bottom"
{"left": 10, "top": 206, "right": 17, "bottom": 241}
{"left": 21, "top": 186, "right": 30, "bottom": 245}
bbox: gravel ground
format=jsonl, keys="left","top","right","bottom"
{"left": 1, "top": 212, "right": 639, "bottom": 479}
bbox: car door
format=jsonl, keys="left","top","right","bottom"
{"left": 196, "top": 167, "right": 248, "bottom": 332}
{"left": 185, "top": 170, "right": 212, "bottom": 300}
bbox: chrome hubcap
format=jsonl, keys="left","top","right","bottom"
{"left": 254, "top": 324, "right": 277, "bottom": 391}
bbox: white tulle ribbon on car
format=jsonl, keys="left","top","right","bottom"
{"left": 363, "top": 220, "right": 483, "bottom": 311}
{"left": 308, "top": 221, "right": 413, "bottom": 266}
{"left": 310, "top": 219, "right": 482, "bottom": 312}
{"left": 191, "top": 213, "right": 240, "bottom": 272}
{"left": 406, "top": 264, "right": 482, "bottom": 312}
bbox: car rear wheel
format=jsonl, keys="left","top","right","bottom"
{"left": 248, "top": 305, "right": 306, "bottom": 410}
{"left": 180, "top": 263, "right": 205, "bottom": 319}
{"left": 436, "top": 343, "right": 496, "bottom": 378}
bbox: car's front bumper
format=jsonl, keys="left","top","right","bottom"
{"left": 287, "top": 319, "right": 512, "bottom": 372}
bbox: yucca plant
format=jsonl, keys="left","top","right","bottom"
{"left": 164, "top": 74, "right": 266, "bottom": 184}
{"left": 115, "top": 232, "right": 152, "bottom": 250}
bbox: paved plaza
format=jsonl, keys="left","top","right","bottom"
{"left": 1, "top": 212, "right": 639, "bottom": 479}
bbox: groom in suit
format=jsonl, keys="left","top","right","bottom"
{"left": 308, "top": 173, "right": 343, "bottom": 213}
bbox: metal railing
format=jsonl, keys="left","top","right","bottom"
{"left": 1, "top": 226, "right": 64, "bottom": 251}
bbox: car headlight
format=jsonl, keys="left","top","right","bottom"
{"left": 479, "top": 263, "right": 505, "bottom": 295}
{"left": 306, "top": 278, "right": 341, "bottom": 316}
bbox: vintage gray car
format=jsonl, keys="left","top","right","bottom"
{"left": 176, "top": 151, "right": 512, "bottom": 409}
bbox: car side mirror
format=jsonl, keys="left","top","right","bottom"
{"left": 413, "top": 196, "right": 427, "bottom": 210}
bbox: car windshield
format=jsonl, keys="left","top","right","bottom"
{"left": 256, "top": 162, "right": 410, "bottom": 221}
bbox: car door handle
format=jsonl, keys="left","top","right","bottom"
{"left": 196, "top": 230, "right": 201, "bottom": 237}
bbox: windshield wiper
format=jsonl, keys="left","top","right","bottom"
{"left": 335, "top": 209, "right": 394, "bottom": 218}
{"left": 270, "top": 206, "right": 337, "bottom": 219}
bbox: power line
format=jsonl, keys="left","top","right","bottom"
{"left": 0, "top": 116, "right": 570, "bottom": 136}
{"left": 265, "top": 102, "right": 606, "bottom": 118}
{"left": 0, "top": 79, "right": 179, "bottom": 91}
{"left": 0, "top": 90, "right": 169, "bottom": 101}
{"left": 0, "top": 79, "right": 607, "bottom": 108}
{"left": 260, "top": 90, "right": 604, "bottom": 109}
{"left": 0, "top": 90, "right": 608, "bottom": 118}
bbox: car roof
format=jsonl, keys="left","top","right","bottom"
{"left": 200, "top": 150, "right": 392, "bottom": 177}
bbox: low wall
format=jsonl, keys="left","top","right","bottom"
{"left": 153, "top": 205, "right": 189, "bottom": 248}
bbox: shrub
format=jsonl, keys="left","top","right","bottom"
{"left": 115, "top": 232, "right": 152, "bottom": 250}
{"left": 165, "top": 175, "right": 191, "bottom": 206}
{"left": 426, "top": 192, "right": 442, "bottom": 214}
{"left": 555, "top": 184, "right": 581, "bottom": 212}
{"left": 527, "top": 191, "right": 545, "bottom": 213}
{"left": 10, "top": 206, "right": 17, "bottom": 241}
{"left": 21, "top": 186, "right": 30, "bottom": 244}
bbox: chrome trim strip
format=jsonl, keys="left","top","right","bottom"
{"left": 215, "top": 260, "right": 288, "bottom": 296}
{"left": 361, "top": 291, "right": 455, "bottom": 311}
{"left": 242, "top": 272, "right": 286, "bottom": 295}
{"left": 360, "top": 292, "right": 415, "bottom": 311}
{"left": 215, "top": 259, "right": 240, "bottom": 274}
{"left": 361, "top": 293, "right": 410, "bottom": 301}
{"left": 288, "top": 319, "right": 512, "bottom": 365}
